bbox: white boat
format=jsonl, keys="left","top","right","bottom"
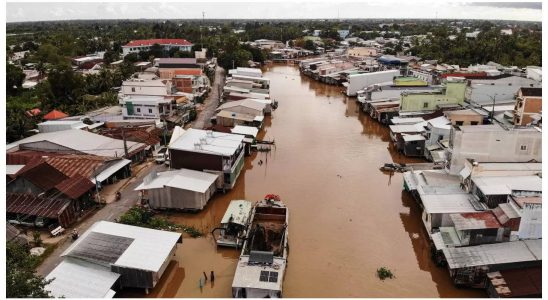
{"left": 212, "top": 200, "right": 253, "bottom": 248}
{"left": 232, "top": 195, "right": 288, "bottom": 298}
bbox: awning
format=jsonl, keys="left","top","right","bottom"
{"left": 94, "top": 159, "right": 131, "bottom": 183}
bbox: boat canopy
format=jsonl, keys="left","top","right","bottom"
{"left": 221, "top": 200, "right": 252, "bottom": 226}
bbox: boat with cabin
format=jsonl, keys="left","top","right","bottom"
{"left": 212, "top": 200, "right": 253, "bottom": 248}
{"left": 232, "top": 194, "right": 288, "bottom": 298}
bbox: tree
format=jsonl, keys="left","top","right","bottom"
{"left": 303, "top": 40, "right": 316, "bottom": 51}
{"left": 103, "top": 50, "right": 119, "bottom": 64}
{"left": 6, "top": 241, "right": 53, "bottom": 298}
{"left": 7, "top": 64, "right": 26, "bottom": 96}
{"left": 44, "top": 65, "right": 85, "bottom": 113}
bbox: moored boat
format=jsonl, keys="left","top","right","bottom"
{"left": 212, "top": 200, "right": 253, "bottom": 248}
{"left": 232, "top": 194, "right": 288, "bottom": 298}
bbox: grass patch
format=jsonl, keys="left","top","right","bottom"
{"left": 32, "top": 243, "right": 58, "bottom": 268}
{"left": 377, "top": 267, "right": 395, "bottom": 280}
{"left": 119, "top": 206, "right": 203, "bottom": 237}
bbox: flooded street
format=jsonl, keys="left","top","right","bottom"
{"left": 121, "top": 64, "right": 484, "bottom": 298}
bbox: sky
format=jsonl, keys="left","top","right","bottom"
{"left": 6, "top": 1, "right": 543, "bottom": 22}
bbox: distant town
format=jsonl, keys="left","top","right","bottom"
{"left": 5, "top": 16, "right": 542, "bottom": 299}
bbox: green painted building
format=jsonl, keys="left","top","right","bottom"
{"left": 393, "top": 76, "right": 428, "bottom": 87}
{"left": 400, "top": 79, "right": 467, "bottom": 112}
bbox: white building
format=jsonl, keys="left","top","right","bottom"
{"left": 120, "top": 79, "right": 173, "bottom": 97}
{"left": 119, "top": 95, "right": 173, "bottom": 120}
{"left": 447, "top": 124, "right": 542, "bottom": 175}
{"left": 344, "top": 70, "right": 400, "bottom": 97}
{"left": 37, "top": 120, "right": 88, "bottom": 133}
{"left": 45, "top": 221, "right": 182, "bottom": 297}
{"left": 122, "top": 39, "right": 193, "bottom": 57}
{"left": 135, "top": 169, "right": 219, "bottom": 210}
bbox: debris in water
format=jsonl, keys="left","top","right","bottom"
{"left": 377, "top": 267, "right": 395, "bottom": 280}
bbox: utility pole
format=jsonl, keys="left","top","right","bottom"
{"left": 490, "top": 94, "right": 497, "bottom": 122}
{"left": 201, "top": 11, "right": 205, "bottom": 50}
{"left": 232, "top": 60, "right": 235, "bottom": 69}
{"left": 122, "top": 127, "right": 129, "bottom": 158}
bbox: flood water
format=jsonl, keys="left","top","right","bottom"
{"left": 120, "top": 65, "right": 484, "bottom": 298}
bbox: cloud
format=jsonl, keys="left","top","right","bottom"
{"left": 466, "top": 2, "right": 542, "bottom": 10}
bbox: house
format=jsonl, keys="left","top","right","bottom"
{"left": 399, "top": 78, "right": 466, "bottom": 112}
{"left": 441, "top": 239, "right": 541, "bottom": 288}
{"left": 229, "top": 67, "right": 263, "bottom": 78}
{"left": 157, "top": 58, "right": 201, "bottom": 79}
{"left": 216, "top": 99, "right": 267, "bottom": 117}
{"left": 388, "top": 121, "right": 427, "bottom": 148}
{"left": 345, "top": 70, "right": 400, "bottom": 97}
{"left": 7, "top": 193, "right": 79, "bottom": 228}
{"left": 6, "top": 129, "right": 147, "bottom": 162}
{"left": 122, "top": 39, "right": 193, "bottom": 56}
{"left": 119, "top": 96, "right": 173, "bottom": 120}
{"left": 135, "top": 169, "right": 219, "bottom": 211}
{"left": 215, "top": 110, "right": 264, "bottom": 128}
{"left": 513, "top": 87, "right": 542, "bottom": 126}
{"left": 231, "top": 125, "right": 259, "bottom": 155}
{"left": 448, "top": 211, "right": 509, "bottom": 246}
{"left": 446, "top": 124, "right": 542, "bottom": 175}
{"left": 45, "top": 221, "right": 182, "bottom": 297}
{"left": 468, "top": 175, "right": 541, "bottom": 209}
{"left": 444, "top": 109, "right": 484, "bottom": 126}
{"left": 172, "top": 75, "right": 210, "bottom": 100}
{"left": 37, "top": 120, "right": 88, "bottom": 133}
{"left": 120, "top": 79, "right": 173, "bottom": 98}
{"left": 168, "top": 129, "right": 245, "bottom": 189}
{"left": 424, "top": 116, "right": 451, "bottom": 161}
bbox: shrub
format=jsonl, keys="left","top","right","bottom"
{"left": 377, "top": 267, "right": 394, "bottom": 280}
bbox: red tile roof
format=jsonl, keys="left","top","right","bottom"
{"left": 7, "top": 193, "right": 71, "bottom": 219}
{"left": 124, "top": 39, "right": 192, "bottom": 47}
{"left": 43, "top": 109, "right": 68, "bottom": 120}
{"left": 55, "top": 174, "right": 95, "bottom": 200}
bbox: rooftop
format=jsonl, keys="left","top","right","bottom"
{"left": 217, "top": 99, "right": 267, "bottom": 113}
{"left": 420, "top": 190, "right": 479, "bottom": 214}
{"left": 442, "top": 239, "right": 541, "bottom": 269}
{"left": 231, "top": 125, "right": 259, "bottom": 138}
{"left": 62, "top": 221, "right": 182, "bottom": 272}
{"left": 169, "top": 128, "right": 244, "bottom": 156}
{"left": 7, "top": 129, "right": 146, "bottom": 158}
{"left": 221, "top": 200, "right": 253, "bottom": 226}
{"left": 135, "top": 169, "right": 219, "bottom": 193}
{"left": 124, "top": 39, "right": 192, "bottom": 47}
{"left": 450, "top": 211, "right": 502, "bottom": 231}
{"left": 472, "top": 175, "right": 542, "bottom": 195}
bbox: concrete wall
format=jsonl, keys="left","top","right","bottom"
{"left": 170, "top": 149, "right": 223, "bottom": 172}
{"left": 448, "top": 127, "right": 542, "bottom": 174}
{"left": 346, "top": 70, "right": 400, "bottom": 96}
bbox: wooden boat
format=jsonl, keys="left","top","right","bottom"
{"left": 212, "top": 200, "right": 253, "bottom": 248}
{"left": 232, "top": 195, "right": 288, "bottom": 298}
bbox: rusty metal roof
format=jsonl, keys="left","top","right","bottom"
{"left": 45, "top": 155, "right": 111, "bottom": 179}
{"left": 450, "top": 211, "right": 502, "bottom": 231}
{"left": 16, "top": 159, "right": 69, "bottom": 191}
{"left": 7, "top": 150, "right": 65, "bottom": 165}
{"left": 55, "top": 174, "right": 95, "bottom": 200}
{"left": 7, "top": 193, "right": 71, "bottom": 219}
{"left": 487, "top": 267, "right": 541, "bottom": 297}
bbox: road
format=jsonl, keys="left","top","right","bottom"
{"left": 191, "top": 66, "right": 225, "bottom": 129}
{"left": 36, "top": 161, "right": 168, "bottom": 277}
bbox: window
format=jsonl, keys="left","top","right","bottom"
{"left": 438, "top": 135, "right": 444, "bottom": 141}
{"left": 455, "top": 121, "right": 464, "bottom": 126}
{"left": 423, "top": 102, "right": 429, "bottom": 108}
{"left": 136, "top": 108, "right": 141, "bottom": 113}
{"left": 131, "top": 87, "right": 135, "bottom": 92}
{"left": 148, "top": 108, "right": 153, "bottom": 114}
{"left": 521, "top": 145, "right": 528, "bottom": 151}
{"left": 159, "top": 106, "right": 163, "bottom": 113}
{"left": 471, "top": 121, "right": 478, "bottom": 125}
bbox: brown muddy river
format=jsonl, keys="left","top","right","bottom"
{"left": 120, "top": 64, "right": 484, "bottom": 298}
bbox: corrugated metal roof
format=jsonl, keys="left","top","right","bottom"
{"left": 169, "top": 128, "right": 244, "bottom": 156}
{"left": 6, "top": 164, "right": 25, "bottom": 175}
{"left": 442, "top": 240, "right": 541, "bottom": 269}
{"left": 420, "top": 192, "right": 478, "bottom": 214}
{"left": 472, "top": 176, "right": 542, "bottom": 195}
{"left": 6, "top": 129, "right": 146, "bottom": 158}
{"left": 232, "top": 125, "right": 259, "bottom": 138}
{"left": 45, "top": 257, "right": 119, "bottom": 298}
{"left": 450, "top": 211, "right": 502, "bottom": 230}
{"left": 55, "top": 174, "right": 95, "bottom": 200}
{"left": 17, "top": 159, "right": 69, "bottom": 191}
{"left": 62, "top": 221, "right": 182, "bottom": 272}
{"left": 66, "top": 232, "right": 134, "bottom": 265}
{"left": 487, "top": 267, "right": 542, "bottom": 297}
{"left": 217, "top": 99, "right": 267, "bottom": 113}
{"left": 94, "top": 159, "right": 131, "bottom": 183}
{"left": 7, "top": 193, "right": 71, "bottom": 219}
{"left": 135, "top": 169, "right": 218, "bottom": 193}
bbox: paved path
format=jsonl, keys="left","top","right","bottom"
{"left": 36, "top": 161, "right": 168, "bottom": 276}
{"left": 191, "top": 66, "right": 225, "bottom": 129}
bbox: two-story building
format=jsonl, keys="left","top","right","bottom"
{"left": 513, "top": 87, "right": 542, "bottom": 126}
{"left": 168, "top": 129, "right": 245, "bottom": 190}
{"left": 400, "top": 78, "right": 466, "bottom": 112}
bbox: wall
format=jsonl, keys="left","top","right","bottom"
{"left": 518, "top": 203, "right": 542, "bottom": 239}
{"left": 448, "top": 127, "right": 542, "bottom": 174}
{"left": 346, "top": 70, "right": 400, "bottom": 96}
{"left": 514, "top": 97, "right": 541, "bottom": 125}
{"left": 445, "top": 112, "right": 484, "bottom": 126}
{"left": 170, "top": 149, "right": 223, "bottom": 172}
{"left": 121, "top": 83, "right": 168, "bottom": 97}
